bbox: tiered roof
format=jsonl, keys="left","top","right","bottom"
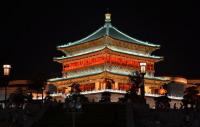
{"left": 55, "top": 13, "right": 162, "bottom": 61}
{"left": 49, "top": 13, "right": 163, "bottom": 82}
{"left": 54, "top": 45, "right": 162, "bottom": 60}
{"left": 58, "top": 13, "right": 160, "bottom": 49}
{"left": 49, "top": 70, "right": 166, "bottom": 82}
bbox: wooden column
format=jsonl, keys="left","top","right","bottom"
{"left": 102, "top": 83, "right": 106, "bottom": 90}
{"left": 95, "top": 82, "right": 100, "bottom": 90}
{"left": 114, "top": 82, "right": 119, "bottom": 90}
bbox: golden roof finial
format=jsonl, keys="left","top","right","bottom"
{"left": 105, "top": 10, "right": 111, "bottom": 22}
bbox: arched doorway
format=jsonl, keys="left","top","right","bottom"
{"left": 106, "top": 82, "right": 112, "bottom": 89}
{"left": 105, "top": 78, "right": 115, "bottom": 89}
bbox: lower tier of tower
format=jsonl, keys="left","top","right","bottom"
{"left": 48, "top": 71, "right": 169, "bottom": 96}
{"left": 48, "top": 91, "right": 183, "bottom": 109}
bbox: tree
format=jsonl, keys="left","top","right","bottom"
{"left": 154, "top": 83, "right": 171, "bottom": 110}
{"left": 128, "top": 71, "right": 142, "bottom": 92}
{"left": 194, "top": 83, "right": 200, "bottom": 110}
{"left": 120, "top": 71, "right": 144, "bottom": 103}
{"left": 69, "top": 83, "right": 89, "bottom": 103}
{"left": 70, "top": 83, "right": 81, "bottom": 94}
{"left": 67, "top": 83, "right": 88, "bottom": 110}
{"left": 9, "top": 88, "right": 27, "bottom": 106}
{"left": 182, "top": 86, "right": 199, "bottom": 109}
{"left": 47, "top": 84, "right": 57, "bottom": 94}
{"left": 29, "top": 72, "right": 47, "bottom": 99}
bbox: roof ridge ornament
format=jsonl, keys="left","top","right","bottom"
{"left": 105, "top": 13, "right": 111, "bottom": 22}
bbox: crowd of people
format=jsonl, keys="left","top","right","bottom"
{"left": 0, "top": 101, "right": 41, "bottom": 127}
{"left": 0, "top": 95, "right": 60, "bottom": 127}
{"left": 0, "top": 82, "right": 200, "bottom": 127}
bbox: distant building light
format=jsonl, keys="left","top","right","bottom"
{"left": 3, "top": 64, "right": 11, "bottom": 76}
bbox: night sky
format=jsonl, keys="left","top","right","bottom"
{"left": 0, "top": 1, "right": 200, "bottom": 80}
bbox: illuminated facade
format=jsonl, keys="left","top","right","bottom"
{"left": 48, "top": 13, "right": 169, "bottom": 100}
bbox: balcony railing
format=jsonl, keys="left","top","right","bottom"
{"left": 49, "top": 89, "right": 183, "bottom": 100}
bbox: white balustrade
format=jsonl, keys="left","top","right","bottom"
{"left": 48, "top": 90, "right": 183, "bottom": 100}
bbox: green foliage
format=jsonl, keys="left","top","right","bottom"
{"left": 119, "top": 71, "right": 145, "bottom": 103}
{"left": 184, "top": 86, "right": 199, "bottom": 96}
{"left": 70, "top": 83, "right": 81, "bottom": 94}
{"left": 29, "top": 72, "right": 47, "bottom": 92}
{"left": 9, "top": 88, "right": 29, "bottom": 105}
{"left": 154, "top": 96, "right": 171, "bottom": 109}
{"left": 129, "top": 71, "right": 142, "bottom": 89}
{"left": 67, "top": 82, "right": 89, "bottom": 104}
{"left": 154, "top": 83, "right": 171, "bottom": 110}
{"left": 182, "top": 86, "right": 199, "bottom": 108}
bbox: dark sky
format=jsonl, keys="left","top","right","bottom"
{"left": 0, "top": 1, "right": 200, "bottom": 80}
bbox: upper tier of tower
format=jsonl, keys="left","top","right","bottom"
{"left": 55, "top": 13, "right": 161, "bottom": 61}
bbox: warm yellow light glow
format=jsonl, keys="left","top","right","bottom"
{"left": 105, "top": 13, "right": 111, "bottom": 22}
{"left": 3, "top": 64, "right": 11, "bottom": 76}
{"left": 145, "top": 86, "right": 152, "bottom": 94}
{"left": 159, "top": 88, "right": 167, "bottom": 95}
{"left": 140, "top": 62, "right": 146, "bottom": 74}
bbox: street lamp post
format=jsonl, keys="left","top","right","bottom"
{"left": 3, "top": 64, "right": 11, "bottom": 104}
{"left": 42, "top": 86, "right": 45, "bottom": 103}
{"left": 140, "top": 62, "right": 146, "bottom": 98}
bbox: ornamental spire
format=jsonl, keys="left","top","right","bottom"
{"left": 105, "top": 12, "right": 111, "bottom": 22}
